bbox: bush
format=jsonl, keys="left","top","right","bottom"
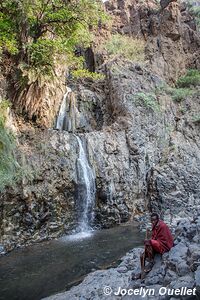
{"left": 0, "top": 100, "right": 31, "bottom": 191}
{"left": 0, "top": 99, "right": 10, "bottom": 126}
{"left": 167, "top": 87, "right": 194, "bottom": 102}
{"left": 105, "top": 34, "right": 145, "bottom": 62}
{"left": 71, "top": 69, "right": 105, "bottom": 80}
{"left": 0, "top": 125, "right": 19, "bottom": 191}
{"left": 134, "top": 92, "right": 160, "bottom": 112}
{"left": 177, "top": 69, "right": 200, "bottom": 88}
{"left": 187, "top": 2, "right": 200, "bottom": 29}
{"left": 192, "top": 114, "right": 200, "bottom": 124}
{"left": 0, "top": 100, "right": 19, "bottom": 191}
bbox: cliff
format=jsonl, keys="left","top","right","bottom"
{"left": 0, "top": 0, "right": 200, "bottom": 253}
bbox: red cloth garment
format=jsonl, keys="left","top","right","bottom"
{"left": 150, "top": 220, "right": 174, "bottom": 254}
{"left": 151, "top": 239, "right": 163, "bottom": 254}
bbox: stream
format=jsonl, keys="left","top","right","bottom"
{"left": 0, "top": 224, "right": 144, "bottom": 300}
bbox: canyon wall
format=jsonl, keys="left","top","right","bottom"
{"left": 0, "top": 0, "right": 200, "bottom": 252}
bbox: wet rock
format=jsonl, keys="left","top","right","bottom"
{"left": 144, "top": 254, "right": 166, "bottom": 285}
{"left": 176, "top": 261, "right": 190, "bottom": 277}
{"left": 169, "top": 275, "right": 195, "bottom": 291}
{"left": 188, "top": 244, "right": 200, "bottom": 271}
{"left": 117, "top": 266, "right": 128, "bottom": 273}
{"left": 164, "top": 243, "right": 188, "bottom": 272}
{"left": 0, "top": 244, "right": 6, "bottom": 255}
{"left": 163, "top": 269, "right": 178, "bottom": 285}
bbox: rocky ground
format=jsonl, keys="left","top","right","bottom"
{"left": 43, "top": 217, "right": 200, "bottom": 300}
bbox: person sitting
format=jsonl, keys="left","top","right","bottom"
{"left": 133, "top": 213, "right": 174, "bottom": 279}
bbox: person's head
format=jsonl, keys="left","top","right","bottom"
{"left": 150, "top": 213, "right": 159, "bottom": 226}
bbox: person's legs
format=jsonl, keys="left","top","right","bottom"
{"left": 145, "top": 245, "right": 154, "bottom": 261}
{"left": 150, "top": 239, "right": 164, "bottom": 254}
{"left": 132, "top": 245, "right": 155, "bottom": 280}
{"left": 143, "top": 245, "right": 154, "bottom": 273}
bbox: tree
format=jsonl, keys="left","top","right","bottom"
{"left": 0, "top": 0, "right": 107, "bottom": 119}
{"left": 0, "top": 0, "right": 107, "bottom": 74}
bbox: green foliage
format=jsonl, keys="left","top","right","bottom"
{"left": 187, "top": 1, "right": 200, "bottom": 29}
{"left": 0, "top": 11, "right": 18, "bottom": 54}
{"left": 19, "top": 50, "right": 85, "bottom": 87}
{"left": 177, "top": 69, "right": 200, "bottom": 88}
{"left": 0, "top": 99, "right": 10, "bottom": 126}
{"left": 192, "top": 6, "right": 200, "bottom": 28}
{"left": 134, "top": 92, "right": 160, "bottom": 112}
{"left": 0, "top": 100, "right": 18, "bottom": 191}
{"left": 0, "top": 0, "right": 107, "bottom": 76}
{"left": 0, "top": 100, "right": 33, "bottom": 191}
{"left": 105, "top": 34, "right": 145, "bottom": 62}
{"left": 166, "top": 87, "right": 194, "bottom": 102}
{"left": 71, "top": 69, "right": 105, "bottom": 81}
{"left": 0, "top": 125, "right": 19, "bottom": 192}
{"left": 192, "top": 114, "right": 200, "bottom": 124}
{"left": 26, "top": 39, "right": 56, "bottom": 76}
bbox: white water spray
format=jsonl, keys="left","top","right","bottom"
{"left": 76, "top": 136, "right": 96, "bottom": 233}
{"left": 55, "top": 87, "right": 72, "bottom": 130}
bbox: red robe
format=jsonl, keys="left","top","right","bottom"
{"left": 151, "top": 220, "right": 174, "bottom": 254}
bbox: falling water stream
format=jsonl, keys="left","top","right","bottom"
{"left": 75, "top": 136, "right": 96, "bottom": 234}
{"left": 55, "top": 87, "right": 72, "bottom": 130}
{"left": 55, "top": 88, "right": 96, "bottom": 236}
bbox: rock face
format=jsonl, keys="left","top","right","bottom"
{"left": 1, "top": 0, "right": 200, "bottom": 252}
{"left": 42, "top": 218, "right": 200, "bottom": 300}
{"left": 1, "top": 58, "right": 200, "bottom": 252}
{"left": 0, "top": 130, "right": 78, "bottom": 251}
{"left": 13, "top": 65, "right": 66, "bottom": 128}
{"left": 105, "top": 0, "right": 200, "bottom": 82}
{"left": 94, "top": 59, "right": 200, "bottom": 221}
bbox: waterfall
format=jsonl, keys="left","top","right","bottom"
{"left": 55, "top": 87, "right": 79, "bottom": 132}
{"left": 76, "top": 136, "right": 96, "bottom": 233}
{"left": 55, "top": 88, "right": 96, "bottom": 238}
{"left": 55, "top": 87, "right": 71, "bottom": 130}
{"left": 109, "top": 179, "right": 115, "bottom": 205}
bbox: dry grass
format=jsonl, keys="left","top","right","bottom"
{"left": 105, "top": 34, "right": 145, "bottom": 62}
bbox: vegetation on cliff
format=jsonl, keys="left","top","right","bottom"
{"left": 0, "top": 100, "right": 34, "bottom": 191}
{"left": 187, "top": 0, "right": 200, "bottom": 29}
{"left": 105, "top": 34, "right": 145, "bottom": 61}
{"left": 0, "top": 0, "right": 107, "bottom": 120}
{"left": 0, "top": 0, "right": 106, "bottom": 72}
{"left": 177, "top": 69, "right": 200, "bottom": 88}
{"left": 0, "top": 1, "right": 105, "bottom": 89}
{"left": 0, "top": 101, "right": 19, "bottom": 191}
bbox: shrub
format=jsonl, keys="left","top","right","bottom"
{"left": 134, "top": 92, "right": 160, "bottom": 112}
{"left": 167, "top": 87, "right": 194, "bottom": 102}
{"left": 105, "top": 34, "right": 145, "bottom": 62}
{"left": 187, "top": 2, "right": 200, "bottom": 29}
{"left": 0, "top": 100, "right": 32, "bottom": 191}
{"left": 192, "top": 114, "right": 200, "bottom": 124}
{"left": 177, "top": 69, "right": 200, "bottom": 88}
{"left": 0, "top": 100, "right": 19, "bottom": 191}
{"left": 0, "top": 99, "right": 10, "bottom": 126}
{"left": 71, "top": 69, "right": 105, "bottom": 80}
{"left": 0, "top": 125, "right": 19, "bottom": 191}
